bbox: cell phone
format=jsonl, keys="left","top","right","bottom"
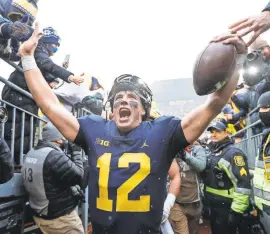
{"left": 63, "top": 54, "right": 70, "bottom": 64}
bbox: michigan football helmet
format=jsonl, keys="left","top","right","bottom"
{"left": 108, "top": 74, "right": 153, "bottom": 120}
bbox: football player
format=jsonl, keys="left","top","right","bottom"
{"left": 18, "top": 24, "right": 248, "bottom": 234}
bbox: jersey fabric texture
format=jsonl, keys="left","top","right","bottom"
{"left": 74, "top": 115, "right": 189, "bottom": 234}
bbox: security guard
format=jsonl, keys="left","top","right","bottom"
{"left": 202, "top": 121, "right": 251, "bottom": 234}
{"left": 254, "top": 91, "right": 270, "bottom": 216}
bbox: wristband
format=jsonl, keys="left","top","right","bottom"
{"left": 165, "top": 193, "right": 176, "bottom": 208}
{"left": 21, "top": 55, "right": 38, "bottom": 72}
{"left": 236, "top": 53, "right": 247, "bottom": 68}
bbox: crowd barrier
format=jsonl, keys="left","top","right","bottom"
{"left": 232, "top": 107, "right": 263, "bottom": 169}
{"left": 0, "top": 57, "right": 90, "bottom": 233}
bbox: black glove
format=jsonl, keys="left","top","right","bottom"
{"left": 68, "top": 142, "right": 82, "bottom": 155}
{"left": 228, "top": 210, "right": 242, "bottom": 227}
{"left": 0, "top": 15, "right": 33, "bottom": 41}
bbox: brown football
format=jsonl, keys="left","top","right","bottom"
{"left": 193, "top": 42, "right": 236, "bottom": 96}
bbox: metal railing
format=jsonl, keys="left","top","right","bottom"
{"left": 0, "top": 57, "right": 91, "bottom": 233}
{"left": 232, "top": 107, "right": 263, "bottom": 169}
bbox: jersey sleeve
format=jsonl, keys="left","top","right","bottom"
{"left": 154, "top": 116, "right": 190, "bottom": 159}
{"left": 73, "top": 115, "right": 105, "bottom": 152}
{"left": 74, "top": 125, "right": 87, "bottom": 152}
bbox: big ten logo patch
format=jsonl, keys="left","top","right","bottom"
{"left": 96, "top": 138, "right": 110, "bottom": 147}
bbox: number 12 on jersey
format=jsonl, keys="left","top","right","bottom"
{"left": 97, "top": 153, "right": 151, "bottom": 212}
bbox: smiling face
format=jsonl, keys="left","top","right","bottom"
{"left": 112, "top": 90, "right": 145, "bottom": 133}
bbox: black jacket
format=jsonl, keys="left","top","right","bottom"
{"left": 2, "top": 42, "right": 73, "bottom": 111}
{"left": 0, "top": 136, "right": 13, "bottom": 184}
{"left": 34, "top": 42, "right": 73, "bottom": 83}
{"left": 202, "top": 138, "right": 251, "bottom": 210}
{"left": 23, "top": 140, "right": 84, "bottom": 219}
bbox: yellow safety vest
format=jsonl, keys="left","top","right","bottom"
{"left": 254, "top": 134, "right": 270, "bottom": 211}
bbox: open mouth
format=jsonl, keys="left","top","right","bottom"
{"left": 119, "top": 108, "right": 131, "bottom": 120}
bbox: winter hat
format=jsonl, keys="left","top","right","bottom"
{"left": 40, "top": 27, "right": 61, "bottom": 46}
{"left": 42, "top": 122, "right": 63, "bottom": 142}
{"left": 250, "top": 36, "right": 269, "bottom": 51}
{"left": 8, "top": 0, "right": 38, "bottom": 24}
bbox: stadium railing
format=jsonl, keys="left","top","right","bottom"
{"left": 0, "top": 57, "right": 90, "bottom": 233}
{"left": 231, "top": 107, "right": 262, "bottom": 169}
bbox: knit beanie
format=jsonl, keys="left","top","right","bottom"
{"left": 42, "top": 122, "right": 63, "bottom": 142}
{"left": 8, "top": 0, "right": 38, "bottom": 24}
{"left": 40, "top": 27, "right": 61, "bottom": 46}
{"left": 250, "top": 36, "right": 269, "bottom": 50}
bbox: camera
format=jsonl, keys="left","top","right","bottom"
{"left": 243, "top": 49, "right": 270, "bottom": 86}
{"left": 0, "top": 107, "right": 8, "bottom": 123}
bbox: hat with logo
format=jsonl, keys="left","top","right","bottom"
{"left": 8, "top": 0, "right": 38, "bottom": 24}
{"left": 207, "top": 121, "right": 227, "bottom": 132}
{"left": 40, "top": 27, "right": 61, "bottom": 46}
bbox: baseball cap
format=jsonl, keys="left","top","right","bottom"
{"left": 207, "top": 121, "right": 227, "bottom": 132}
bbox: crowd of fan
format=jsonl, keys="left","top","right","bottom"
{"left": 1, "top": 1, "right": 270, "bottom": 234}
{"left": 198, "top": 36, "right": 270, "bottom": 144}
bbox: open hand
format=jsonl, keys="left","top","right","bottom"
{"left": 229, "top": 11, "right": 270, "bottom": 46}
{"left": 68, "top": 74, "right": 84, "bottom": 85}
{"left": 18, "top": 22, "right": 42, "bottom": 57}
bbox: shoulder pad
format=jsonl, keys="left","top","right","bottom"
{"left": 78, "top": 114, "right": 106, "bottom": 124}
{"left": 152, "top": 115, "right": 180, "bottom": 124}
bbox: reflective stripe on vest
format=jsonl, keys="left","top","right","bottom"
{"left": 205, "top": 186, "right": 234, "bottom": 199}
{"left": 218, "top": 158, "right": 238, "bottom": 186}
{"left": 218, "top": 157, "right": 250, "bottom": 213}
{"left": 254, "top": 157, "right": 270, "bottom": 210}
{"left": 254, "top": 187, "right": 270, "bottom": 201}
{"left": 263, "top": 134, "right": 270, "bottom": 181}
{"left": 235, "top": 187, "right": 251, "bottom": 195}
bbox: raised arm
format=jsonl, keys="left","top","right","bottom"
{"left": 228, "top": 3, "right": 270, "bottom": 46}
{"left": 18, "top": 23, "right": 79, "bottom": 141}
{"left": 182, "top": 34, "right": 248, "bottom": 144}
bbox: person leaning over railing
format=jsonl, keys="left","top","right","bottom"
{"left": 253, "top": 91, "right": 270, "bottom": 218}
{"left": 1, "top": 27, "right": 84, "bottom": 163}
{"left": 0, "top": 0, "right": 38, "bottom": 61}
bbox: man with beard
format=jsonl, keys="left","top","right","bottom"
{"left": 17, "top": 24, "right": 247, "bottom": 234}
